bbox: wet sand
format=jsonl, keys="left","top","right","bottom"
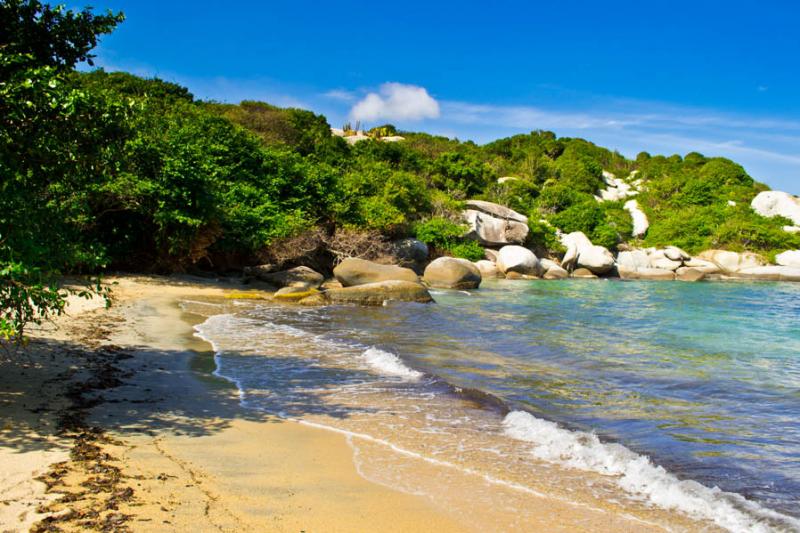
{"left": 1, "top": 275, "right": 697, "bottom": 531}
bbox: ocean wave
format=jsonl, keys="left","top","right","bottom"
{"left": 502, "top": 410, "right": 800, "bottom": 532}
{"left": 361, "top": 347, "right": 423, "bottom": 381}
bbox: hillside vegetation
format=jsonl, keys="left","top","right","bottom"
{"left": 2, "top": 0, "right": 799, "bottom": 341}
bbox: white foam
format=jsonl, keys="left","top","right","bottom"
{"left": 362, "top": 347, "right": 423, "bottom": 381}
{"left": 502, "top": 410, "right": 799, "bottom": 532}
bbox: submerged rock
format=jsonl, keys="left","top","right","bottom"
{"left": 333, "top": 257, "right": 419, "bottom": 287}
{"left": 423, "top": 257, "right": 482, "bottom": 289}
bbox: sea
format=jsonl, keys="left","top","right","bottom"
{"left": 185, "top": 279, "right": 800, "bottom": 532}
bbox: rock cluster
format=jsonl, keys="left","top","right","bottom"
{"left": 243, "top": 198, "right": 800, "bottom": 307}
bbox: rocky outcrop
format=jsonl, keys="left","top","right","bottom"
{"left": 474, "top": 260, "right": 502, "bottom": 278}
{"left": 617, "top": 248, "right": 715, "bottom": 280}
{"left": 423, "top": 257, "right": 482, "bottom": 289}
{"left": 333, "top": 258, "right": 419, "bottom": 287}
{"left": 497, "top": 176, "right": 520, "bottom": 184}
{"left": 697, "top": 250, "right": 766, "bottom": 274}
{"left": 496, "top": 245, "right": 542, "bottom": 276}
{"left": 463, "top": 200, "right": 529, "bottom": 246}
{"left": 776, "top": 250, "right": 800, "bottom": 268}
{"left": 597, "top": 171, "right": 640, "bottom": 202}
{"left": 624, "top": 199, "right": 649, "bottom": 237}
{"left": 560, "top": 232, "right": 614, "bottom": 274}
{"left": 302, "top": 280, "right": 434, "bottom": 306}
{"left": 751, "top": 191, "right": 800, "bottom": 226}
{"left": 392, "top": 238, "right": 429, "bottom": 263}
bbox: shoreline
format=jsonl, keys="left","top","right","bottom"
{"left": 0, "top": 274, "right": 760, "bottom": 531}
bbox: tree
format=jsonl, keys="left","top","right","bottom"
{"left": 0, "top": 1, "right": 123, "bottom": 344}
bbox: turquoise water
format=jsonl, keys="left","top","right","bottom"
{"left": 192, "top": 279, "right": 800, "bottom": 530}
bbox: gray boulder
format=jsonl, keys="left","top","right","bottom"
{"left": 334, "top": 258, "right": 419, "bottom": 287}
{"left": 305, "top": 280, "right": 434, "bottom": 306}
{"left": 543, "top": 265, "right": 569, "bottom": 279}
{"left": 561, "top": 232, "right": 614, "bottom": 274}
{"left": 627, "top": 268, "right": 676, "bottom": 281}
{"left": 463, "top": 200, "right": 529, "bottom": 246}
{"left": 571, "top": 268, "right": 598, "bottom": 279}
{"left": 496, "top": 245, "right": 542, "bottom": 276}
{"left": 423, "top": 257, "right": 482, "bottom": 289}
{"left": 392, "top": 238, "right": 429, "bottom": 263}
{"left": 258, "top": 266, "right": 324, "bottom": 289}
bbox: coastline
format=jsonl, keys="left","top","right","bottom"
{"left": 2, "top": 275, "right": 723, "bottom": 532}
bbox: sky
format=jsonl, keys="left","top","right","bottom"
{"left": 85, "top": 0, "right": 800, "bottom": 193}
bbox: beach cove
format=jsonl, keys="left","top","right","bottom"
{"left": 1, "top": 275, "right": 798, "bottom": 532}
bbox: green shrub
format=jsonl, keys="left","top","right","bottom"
{"left": 414, "top": 217, "right": 466, "bottom": 248}
{"left": 447, "top": 240, "right": 485, "bottom": 262}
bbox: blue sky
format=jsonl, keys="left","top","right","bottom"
{"left": 87, "top": 0, "right": 800, "bottom": 193}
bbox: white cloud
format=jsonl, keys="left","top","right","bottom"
{"left": 350, "top": 83, "right": 440, "bottom": 122}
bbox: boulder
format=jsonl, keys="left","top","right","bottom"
{"left": 392, "top": 238, "right": 429, "bottom": 263}
{"left": 259, "top": 266, "right": 324, "bottom": 289}
{"left": 497, "top": 176, "right": 520, "bottom": 184}
{"left": 464, "top": 210, "right": 529, "bottom": 246}
{"left": 539, "top": 258, "right": 561, "bottom": 271}
{"left": 465, "top": 200, "right": 529, "bottom": 223}
{"left": 318, "top": 280, "right": 435, "bottom": 305}
{"left": 505, "top": 271, "right": 538, "bottom": 280}
{"left": 675, "top": 267, "right": 706, "bottom": 282}
{"left": 560, "top": 232, "right": 614, "bottom": 274}
{"left": 463, "top": 200, "right": 529, "bottom": 246}
{"left": 474, "top": 260, "right": 502, "bottom": 278}
{"left": 697, "top": 250, "right": 766, "bottom": 274}
{"left": 380, "top": 136, "right": 405, "bottom": 142}
{"left": 733, "top": 266, "right": 800, "bottom": 282}
{"left": 624, "top": 200, "right": 649, "bottom": 237}
{"left": 616, "top": 250, "right": 650, "bottom": 276}
{"left": 543, "top": 265, "right": 569, "bottom": 279}
{"left": 423, "top": 257, "right": 482, "bottom": 289}
{"left": 484, "top": 248, "right": 499, "bottom": 262}
{"left": 496, "top": 245, "right": 542, "bottom": 276}
{"left": 751, "top": 191, "right": 800, "bottom": 226}
{"left": 334, "top": 258, "right": 419, "bottom": 287}
{"left": 571, "top": 268, "right": 598, "bottom": 279}
{"left": 682, "top": 258, "right": 722, "bottom": 274}
{"left": 650, "top": 257, "right": 682, "bottom": 271}
{"left": 664, "top": 246, "right": 690, "bottom": 262}
{"left": 776, "top": 250, "right": 800, "bottom": 268}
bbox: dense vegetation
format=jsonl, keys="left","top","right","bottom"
{"left": 2, "top": 0, "right": 799, "bottom": 343}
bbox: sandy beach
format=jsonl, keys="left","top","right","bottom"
{"left": 1, "top": 275, "right": 705, "bottom": 532}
